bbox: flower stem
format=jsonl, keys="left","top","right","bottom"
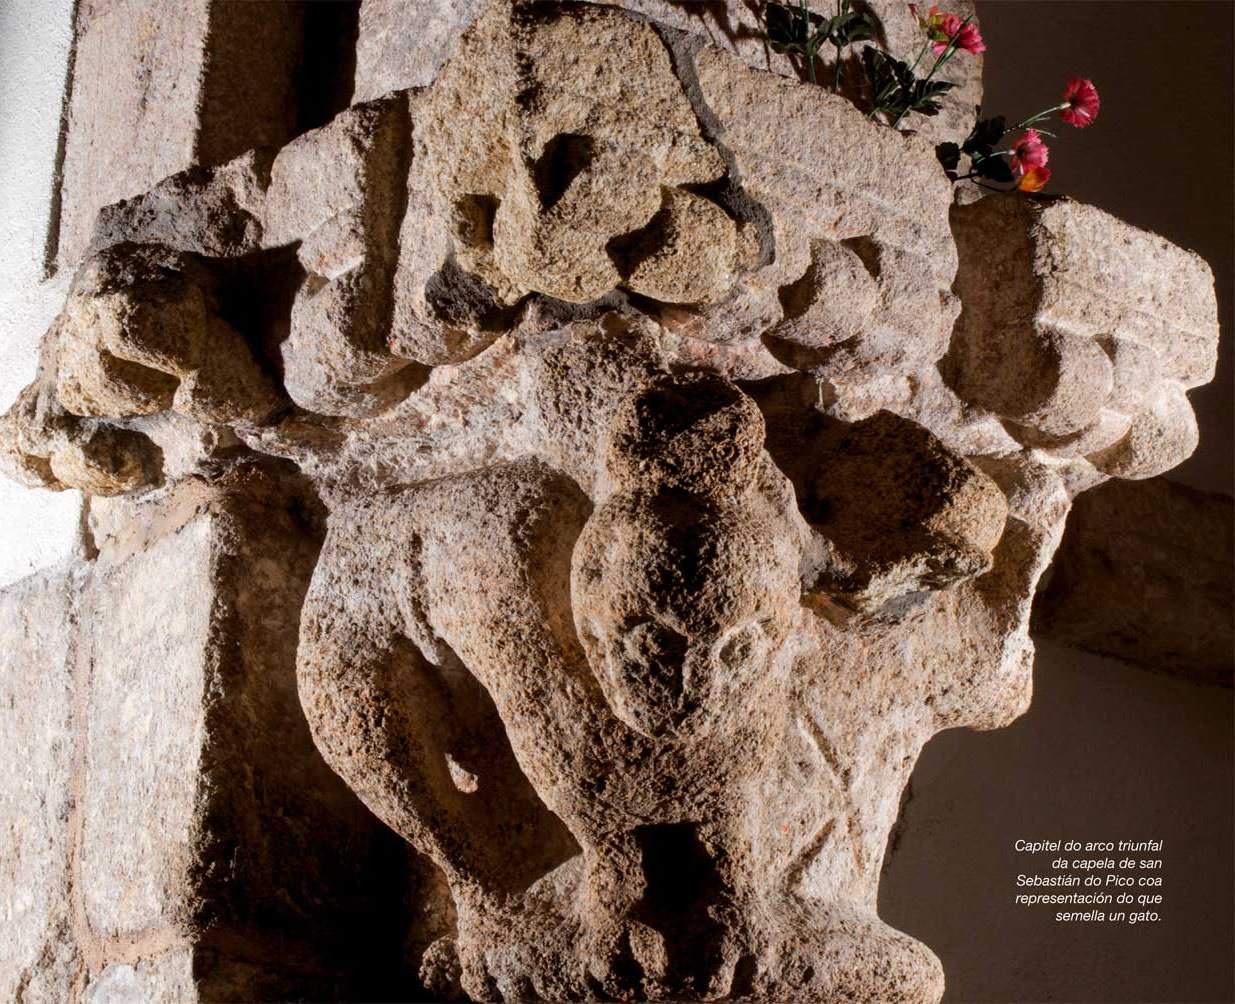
{"left": 890, "top": 14, "right": 970, "bottom": 129}
{"left": 927, "top": 18, "right": 969, "bottom": 80}
{"left": 1013, "top": 103, "right": 1069, "bottom": 130}
{"left": 802, "top": 0, "right": 816, "bottom": 83}
{"left": 907, "top": 40, "right": 930, "bottom": 76}
{"left": 953, "top": 172, "right": 1006, "bottom": 192}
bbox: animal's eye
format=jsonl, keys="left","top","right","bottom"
{"left": 622, "top": 621, "right": 687, "bottom": 665}
{"left": 716, "top": 622, "right": 762, "bottom": 668}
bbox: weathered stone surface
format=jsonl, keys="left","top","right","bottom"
{"left": 58, "top": 0, "right": 303, "bottom": 270}
{"left": 1033, "top": 476, "right": 1234, "bottom": 686}
{"left": 385, "top": 0, "right": 744, "bottom": 377}
{"left": 88, "top": 150, "right": 273, "bottom": 261}
{"left": 0, "top": 567, "right": 81, "bottom": 1004}
{"left": 944, "top": 194, "right": 1219, "bottom": 480}
{"left": 76, "top": 468, "right": 418, "bottom": 998}
{"left": 693, "top": 45, "right": 961, "bottom": 404}
{"left": 794, "top": 409, "right": 1009, "bottom": 611}
{"left": 79, "top": 507, "right": 213, "bottom": 937}
{"left": 354, "top": 0, "right": 983, "bottom": 148}
{"left": 54, "top": 244, "right": 278, "bottom": 425}
{"left": 0, "top": 373, "right": 164, "bottom": 497}
{"left": 296, "top": 353, "right": 1071, "bottom": 1000}
{"left": 354, "top": 0, "right": 491, "bottom": 101}
{"left": 82, "top": 948, "right": 195, "bottom": 1004}
{"left": 18, "top": 0, "right": 1215, "bottom": 494}
{"left": 265, "top": 95, "right": 420, "bottom": 416}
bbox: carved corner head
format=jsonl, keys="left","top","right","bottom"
{"left": 574, "top": 373, "right": 802, "bottom": 738}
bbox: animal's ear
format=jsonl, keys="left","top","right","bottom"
{"left": 524, "top": 321, "right": 664, "bottom": 493}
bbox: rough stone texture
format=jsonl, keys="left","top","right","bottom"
{"left": 82, "top": 948, "right": 195, "bottom": 1004}
{"left": 295, "top": 359, "right": 1069, "bottom": 1001}
{"left": 693, "top": 46, "right": 960, "bottom": 388}
{"left": 79, "top": 508, "right": 213, "bottom": 938}
{"left": 0, "top": 0, "right": 1223, "bottom": 1000}
{"left": 57, "top": 0, "right": 303, "bottom": 270}
{"left": 76, "top": 468, "right": 418, "bottom": 1000}
{"left": 0, "top": 567, "right": 81, "bottom": 1004}
{"left": 54, "top": 244, "right": 279, "bottom": 426}
{"left": 87, "top": 150, "right": 273, "bottom": 262}
{"left": 383, "top": 0, "right": 742, "bottom": 380}
{"left": 265, "top": 94, "right": 420, "bottom": 416}
{"left": 1033, "top": 477, "right": 1234, "bottom": 686}
{"left": 355, "top": 0, "right": 491, "bottom": 100}
{"left": 943, "top": 194, "right": 1219, "bottom": 487}
{"left": 0, "top": 471, "right": 425, "bottom": 1002}
{"left": 353, "top": 0, "right": 983, "bottom": 149}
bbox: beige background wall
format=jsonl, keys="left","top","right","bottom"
{"left": 0, "top": 0, "right": 81, "bottom": 587}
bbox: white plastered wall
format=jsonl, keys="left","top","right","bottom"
{"left": 0, "top": 0, "right": 82, "bottom": 589}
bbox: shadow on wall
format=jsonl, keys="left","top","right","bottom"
{"left": 880, "top": 641, "right": 1235, "bottom": 1004}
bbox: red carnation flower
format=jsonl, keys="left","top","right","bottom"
{"left": 1017, "top": 166, "right": 1051, "bottom": 192}
{"left": 932, "top": 12, "right": 985, "bottom": 55}
{"left": 910, "top": 5, "right": 985, "bottom": 56}
{"left": 1059, "top": 77, "right": 1100, "bottom": 128}
{"left": 1010, "top": 129, "right": 1049, "bottom": 175}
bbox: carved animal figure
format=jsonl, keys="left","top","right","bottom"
{"left": 297, "top": 360, "right": 1065, "bottom": 1002}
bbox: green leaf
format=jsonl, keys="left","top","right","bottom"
{"left": 976, "top": 155, "right": 1014, "bottom": 183}
{"left": 830, "top": 11, "right": 875, "bottom": 45}
{"left": 890, "top": 55, "right": 916, "bottom": 89}
{"left": 861, "top": 47, "right": 896, "bottom": 100}
{"left": 808, "top": 22, "right": 835, "bottom": 50}
{"left": 908, "top": 78, "right": 954, "bottom": 115}
{"left": 962, "top": 115, "right": 1006, "bottom": 155}
{"left": 767, "top": 2, "right": 809, "bottom": 51}
{"left": 861, "top": 46, "right": 888, "bottom": 86}
{"left": 916, "top": 80, "right": 956, "bottom": 99}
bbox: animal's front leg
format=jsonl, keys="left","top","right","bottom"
{"left": 441, "top": 833, "right": 648, "bottom": 1003}
{"left": 575, "top": 832, "right": 668, "bottom": 996}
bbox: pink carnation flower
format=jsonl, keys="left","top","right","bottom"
{"left": 1059, "top": 77, "right": 1100, "bottom": 128}
{"left": 1010, "top": 129, "right": 1049, "bottom": 175}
